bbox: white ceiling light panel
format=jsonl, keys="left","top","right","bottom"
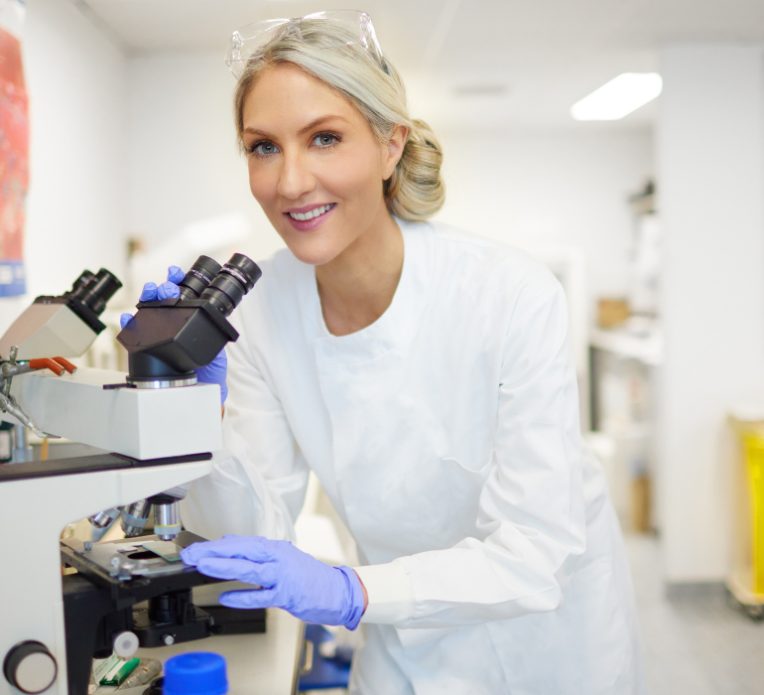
{"left": 571, "top": 72, "right": 663, "bottom": 121}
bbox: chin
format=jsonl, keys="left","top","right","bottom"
{"left": 284, "top": 239, "right": 342, "bottom": 267}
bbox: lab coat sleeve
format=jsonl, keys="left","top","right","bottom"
{"left": 181, "top": 317, "right": 309, "bottom": 543}
{"left": 355, "top": 271, "right": 587, "bottom": 627}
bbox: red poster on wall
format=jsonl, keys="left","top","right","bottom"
{"left": 0, "top": 0, "right": 27, "bottom": 296}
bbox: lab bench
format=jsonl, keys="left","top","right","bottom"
{"left": 127, "top": 608, "right": 305, "bottom": 694}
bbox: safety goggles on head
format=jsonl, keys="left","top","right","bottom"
{"left": 225, "top": 9, "right": 385, "bottom": 79}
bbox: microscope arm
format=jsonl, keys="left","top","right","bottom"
{"left": 0, "top": 354, "right": 77, "bottom": 437}
{"left": 9, "top": 367, "right": 221, "bottom": 459}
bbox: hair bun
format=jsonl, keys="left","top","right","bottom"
{"left": 385, "top": 119, "right": 445, "bottom": 221}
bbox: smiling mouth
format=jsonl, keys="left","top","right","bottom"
{"left": 286, "top": 203, "right": 336, "bottom": 221}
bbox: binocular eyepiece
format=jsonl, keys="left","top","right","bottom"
{"left": 178, "top": 253, "right": 261, "bottom": 317}
{"left": 66, "top": 268, "right": 122, "bottom": 317}
{"left": 117, "top": 252, "right": 262, "bottom": 388}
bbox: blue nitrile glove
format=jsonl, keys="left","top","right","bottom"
{"left": 119, "top": 266, "right": 229, "bottom": 403}
{"left": 180, "top": 535, "right": 366, "bottom": 630}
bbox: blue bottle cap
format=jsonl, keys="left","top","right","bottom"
{"left": 164, "top": 652, "right": 228, "bottom": 695}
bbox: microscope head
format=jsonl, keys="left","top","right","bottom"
{"left": 0, "top": 268, "right": 122, "bottom": 359}
{"left": 117, "top": 254, "right": 261, "bottom": 388}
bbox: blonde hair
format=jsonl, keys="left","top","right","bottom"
{"left": 233, "top": 18, "right": 445, "bottom": 221}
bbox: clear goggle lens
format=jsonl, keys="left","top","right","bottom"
{"left": 225, "top": 10, "right": 384, "bottom": 78}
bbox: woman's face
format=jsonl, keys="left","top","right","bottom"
{"left": 241, "top": 63, "right": 405, "bottom": 267}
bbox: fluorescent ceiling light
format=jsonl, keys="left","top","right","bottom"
{"left": 571, "top": 73, "right": 663, "bottom": 121}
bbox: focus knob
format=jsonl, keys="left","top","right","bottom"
{"left": 3, "top": 641, "right": 57, "bottom": 693}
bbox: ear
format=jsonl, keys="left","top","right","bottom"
{"left": 382, "top": 124, "right": 409, "bottom": 180}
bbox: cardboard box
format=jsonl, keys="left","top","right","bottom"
{"left": 597, "top": 298, "right": 630, "bottom": 329}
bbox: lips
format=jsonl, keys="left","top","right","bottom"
{"left": 283, "top": 203, "right": 336, "bottom": 232}
{"left": 286, "top": 203, "right": 335, "bottom": 221}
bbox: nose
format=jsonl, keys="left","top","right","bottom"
{"left": 276, "top": 150, "right": 316, "bottom": 200}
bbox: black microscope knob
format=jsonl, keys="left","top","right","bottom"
{"left": 3, "top": 641, "right": 58, "bottom": 693}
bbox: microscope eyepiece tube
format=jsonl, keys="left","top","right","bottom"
{"left": 67, "top": 270, "right": 95, "bottom": 296}
{"left": 178, "top": 255, "right": 222, "bottom": 300}
{"left": 68, "top": 268, "right": 122, "bottom": 316}
{"left": 200, "top": 253, "right": 262, "bottom": 317}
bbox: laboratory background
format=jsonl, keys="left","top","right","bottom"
{"left": 1, "top": 0, "right": 764, "bottom": 693}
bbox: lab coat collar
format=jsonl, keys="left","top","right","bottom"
{"left": 297, "top": 217, "right": 432, "bottom": 364}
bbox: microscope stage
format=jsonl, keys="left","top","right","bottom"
{"left": 61, "top": 531, "right": 204, "bottom": 584}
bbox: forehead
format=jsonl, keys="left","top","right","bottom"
{"left": 242, "top": 62, "right": 364, "bottom": 130}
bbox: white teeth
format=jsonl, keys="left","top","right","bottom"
{"left": 288, "top": 204, "right": 333, "bottom": 221}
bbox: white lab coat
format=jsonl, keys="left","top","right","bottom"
{"left": 183, "top": 219, "right": 644, "bottom": 694}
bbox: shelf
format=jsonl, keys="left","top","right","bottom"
{"left": 589, "top": 325, "right": 663, "bottom": 366}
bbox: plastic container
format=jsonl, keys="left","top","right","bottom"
{"left": 727, "top": 410, "right": 764, "bottom": 619}
{"left": 740, "top": 431, "right": 764, "bottom": 594}
{"left": 163, "top": 652, "right": 228, "bottom": 695}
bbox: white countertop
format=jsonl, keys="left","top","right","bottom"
{"left": 129, "top": 608, "right": 304, "bottom": 694}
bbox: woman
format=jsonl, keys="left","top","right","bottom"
{"left": 166, "top": 11, "right": 643, "bottom": 694}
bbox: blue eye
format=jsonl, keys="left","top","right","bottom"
{"left": 313, "top": 132, "right": 340, "bottom": 148}
{"left": 250, "top": 141, "right": 279, "bottom": 158}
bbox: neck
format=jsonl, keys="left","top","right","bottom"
{"left": 316, "top": 213, "right": 403, "bottom": 336}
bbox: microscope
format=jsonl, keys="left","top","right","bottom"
{"left": 0, "top": 254, "right": 262, "bottom": 695}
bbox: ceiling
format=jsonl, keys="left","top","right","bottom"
{"left": 73, "top": 0, "right": 764, "bottom": 131}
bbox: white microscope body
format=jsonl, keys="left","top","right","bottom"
{"left": 0, "top": 368, "right": 222, "bottom": 694}
{"left": 0, "top": 254, "right": 262, "bottom": 694}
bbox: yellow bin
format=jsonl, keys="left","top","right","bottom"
{"left": 728, "top": 412, "right": 764, "bottom": 617}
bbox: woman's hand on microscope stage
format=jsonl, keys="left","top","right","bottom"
{"left": 180, "top": 535, "right": 367, "bottom": 630}
{"left": 119, "top": 266, "right": 229, "bottom": 403}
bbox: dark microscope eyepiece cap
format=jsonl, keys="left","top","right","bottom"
{"left": 223, "top": 253, "right": 261, "bottom": 291}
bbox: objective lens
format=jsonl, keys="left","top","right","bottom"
{"left": 153, "top": 502, "right": 181, "bottom": 540}
{"left": 69, "top": 268, "right": 122, "bottom": 316}
{"left": 121, "top": 499, "right": 152, "bottom": 538}
{"left": 89, "top": 508, "right": 120, "bottom": 529}
{"left": 178, "top": 255, "right": 221, "bottom": 299}
{"left": 200, "top": 253, "right": 262, "bottom": 317}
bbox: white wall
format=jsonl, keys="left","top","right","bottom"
{"left": 127, "top": 51, "right": 282, "bottom": 270}
{"left": 437, "top": 129, "right": 654, "bottom": 302}
{"left": 657, "top": 44, "right": 764, "bottom": 583}
{"left": 1, "top": 0, "right": 128, "bottom": 331}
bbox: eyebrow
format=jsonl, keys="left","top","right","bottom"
{"left": 243, "top": 115, "right": 351, "bottom": 138}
